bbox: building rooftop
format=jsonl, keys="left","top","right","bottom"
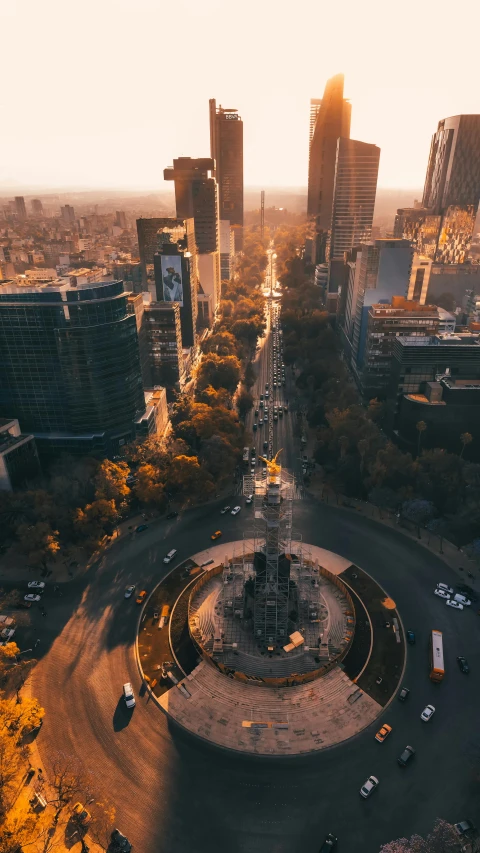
{"left": 397, "top": 333, "right": 480, "bottom": 347}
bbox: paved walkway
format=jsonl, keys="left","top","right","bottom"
{"left": 159, "top": 659, "right": 381, "bottom": 755}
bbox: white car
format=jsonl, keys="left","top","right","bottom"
{"left": 454, "top": 594, "right": 471, "bottom": 606}
{"left": 124, "top": 585, "right": 135, "bottom": 599}
{"left": 27, "top": 581, "right": 45, "bottom": 590}
{"left": 0, "top": 628, "right": 15, "bottom": 642}
{"left": 420, "top": 704, "right": 435, "bottom": 722}
{"left": 437, "top": 583, "right": 454, "bottom": 594}
{"left": 231, "top": 506, "right": 241, "bottom": 516}
{"left": 24, "top": 594, "right": 41, "bottom": 603}
{"left": 360, "top": 775, "right": 379, "bottom": 799}
{"left": 446, "top": 599, "right": 463, "bottom": 610}
{"left": 123, "top": 682, "right": 136, "bottom": 709}
{"left": 245, "top": 495, "right": 253, "bottom": 505}
{"left": 434, "top": 588, "right": 451, "bottom": 600}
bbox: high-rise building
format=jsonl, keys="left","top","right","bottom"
{"left": 209, "top": 100, "right": 244, "bottom": 252}
{"left": 60, "top": 204, "right": 75, "bottom": 226}
{"left": 31, "top": 199, "right": 44, "bottom": 217}
{"left": 143, "top": 301, "right": 184, "bottom": 391}
{"left": 307, "top": 74, "right": 351, "bottom": 224}
{"left": 115, "top": 210, "right": 127, "bottom": 229}
{"left": 0, "top": 279, "right": 145, "bottom": 460}
{"left": 309, "top": 98, "right": 322, "bottom": 150}
{"left": 14, "top": 197, "right": 27, "bottom": 221}
{"left": 0, "top": 418, "right": 40, "bottom": 491}
{"left": 164, "top": 157, "right": 218, "bottom": 254}
{"left": 153, "top": 225, "right": 198, "bottom": 350}
{"left": 327, "top": 139, "right": 380, "bottom": 309}
{"left": 395, "top": 115, "right": 480, "bottom": 264}
{"left": 137, "top": 217, "right": 185, "bottom": 288}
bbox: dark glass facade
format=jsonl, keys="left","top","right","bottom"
{"left": 209, "top": 100, "right": 244, "bottom": 250}
{"left": 163, "top": 158, "right": 218, "bottom": 254}
{"left": 307, "top": 74, "right": 351, "bottom": 225}
{"left": 0, "top": 280, "right": 145, "bottom": 459}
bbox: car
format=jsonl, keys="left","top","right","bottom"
{"left": 446, "top": 599, "right": 463, "bottom": 610}
{"left": 434, "top": 588, "right": 451, "bottom": 600}
{"left": 136, "top": 590, "right": 147, "bottom": 604}
{"left": 24, "top": 594, "right": 41, "bottom": 603}
{"left": 166, "top": 511, "right": 178, "bottom": 520}
{"left": 454, "top": 820, "right": 476, "bottom": 837}
{"left": 457, "top": 655, "right": 470, "bottom": 674}
{"left": 454, "top": 593, "right": 471, "bottom": 606}
{"left": 220, "top": 506, "right": 231, "bottom": 515}
{"left": 245, "top": 494, "right": 253, "bottom": 505}
{"left": 318, "top": 833, "right": 337, "bottom": 851}
{"left": 406, "top": 630, "right": 416, "bottom": 645}
{"left": 27, "top": 581, "right": 45, "bottom": 590}
{"left": 0, "top": 616, "right": 14, "bottom": 627}
{"left": 253, "top": 423, "right": 257, "bottom": 431}
{"left": 163, "top": 549, "right": 177, "bottom": 564}
{"left": 109, "top": 829, "right": 133, "bottom": 852}
{"left": 123, "top": 682, "right": 135, "bottom": 709}
{"left": 397, "top": 745, "right": 415, "bottom": 766}
{"left": 0, "top": 628, "right": 15, "bottom": 643}
{"left": 72, "top": 802, "right": 91, "bottom": 825}
{"left": 398, "top": 687, "right": 410, "bottom": 702}
{"left": 255, "top": 409, "right": 259, "bottom": 416}
{"left": 231, "top": 506, "right": 241, "bottom": 515}
{"left": 456, "top": 584, "right": 477, "bottom": 601}
{"left": 211, "top": 530, "right": 222, "bottom": 541}
{"left": 250, "top": 466, "right": 255, "bottom": 475}
{"left": 135, "top": 524, "right": 148, "bottom": 533}
{"left": 124, "top": 585, "right": 135, "bottom": 599}
{"left": 18, "top": 600, "right": 32, "bottom": 609}
{"left": 437, "top": 583, "right": 454, "bottom": 594}
{"left": 420, "top": 704, "right": 435, "bottom": 722}
{"left": 360, "top": 775, "right": 379, "bottom": 798}
{"left": 259, "top": 417, "right": 264, "bottom": 425}
{"left": 375, "top": 723, "right": 392, "bottom": 743}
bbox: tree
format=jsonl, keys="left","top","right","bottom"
{"left": 0, "top": 696, "right": 44, "bottom": 735}
{"left": 237, "top": 389, "right": 254, "bottom": 418}
{"left": 199, "top": 435, "right": 236, "bottom": 480}
{"left": 460, "top": 432, "right": 473, "bottom": 459}
{"left": 416, "top": 420, "right": 427, "bottom": 456}
{"left": 196, "top": 353, "right": 242, "bottom": 394}
{"left": 196, "top": 384, "right": 232, "bottom": 409}
{"left": 94, "top": 460, "right": 130, "bottom": 506}
{"left": 48, "top": 752, "right": 91, "bottom": 823}
{"left": 402, "top": 498, "right": 435, "bottom": 536}
{"left": 166, "top": 455, "right": 214, "bottom": 502}
{"left": 380, "top": 818, "right": 461, "bottom": 852}
{"left": 15, "top": 522, "right": 60, "bottom": 572}
{"left": 0, "top": 729, "right": 24, "bottom": 817}
{"left": 202, "top": 330, "right": 238, "bottom": 357}
{"left": 74, "top": 499, "right": 118, "bottom": 550}
{"left": 134, "top": 465, "right": 166, "bottom": 509}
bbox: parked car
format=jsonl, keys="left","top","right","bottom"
{"left": 434, "top": 588, "right": 451, "bottom": 600}
{"left": 437, "top": 583, "right": 454, "bottom": 594}
{"left": 446, "top": 599, "right": 463, "bottom": 610}
{"left": 0, "top": 616, "right": 14, "bottom": 627}
{"left": 454, "top": 593, "right": 471, "bottom": 606}
{"left": 220, "top": 506, "right": 231, "bottom": 515}
{"left": 166, "top": 511, "right": 178, "bottom": 520}
{"left": 72, "top": 802, "right": 91, "bottom": 825}
{"left": 318, "top": 833, "right": 337, "bottom": 851}
{"left": 211, "top": 530, "right": 222, "bottom": 541}
{"left": 136, "top": 590, "right": 147, "bottom": 604}
{"left": 245, "top": 494, "right": 254, "bottom": 505}
{"left": 27, "top": 581, "right": 45, "bottom": 590}
{"left": 398, "top": 687, "right": 410, "bottom": 702}
{"left": 18, "top": 600, "right": 32, "bottom": 609}
{"left": 420, "top": 704, "right": 435, "bottom": 722}
{"left": 0, "top": 628, "right": 15, "bottom": 643}
{"left": 457, "top": 655, "right": 470, "bottom": 674}
{"left": 454, "top": 820, "right": 476, "bottom": 837}
{"left": 24, "top": 594, "right": 41, "bottom": 603}
{"left": 135, "top": 524, "right": 148, "bottom": 533}
{"left": 406, "top": 630, "right": 416, "bottom": 645}
{"left": 375, "top": 724, "right": 392, "bottom": 743}
{"left": 231, "top": 506, "right": 241, "bottom": 516}
{"left": 124, "top": 585, "right": 135, "bottom": 599}
{"left": 360, "top": 775, "right": 379, "bottom": 798}
{"left": 456, "top": 584, "right": 477, "bottom": 601}
{"left": 397, "top": 745, "right": 415, "bottom": 766}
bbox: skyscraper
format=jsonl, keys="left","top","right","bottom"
{"left": 395, "top": 115, "right": 480, "bottom": 264}
{"left": 153, "top": 218, "right": 199, "bottom": 350}
{"left": 307, "top": 74, "right": 351, "bottom": 225}
{"left": 0, "top": 279, "right": 145, "bottom": 460}
{"left": 164, "top": 157, "right": 218, "bottom": 253}
{"left": 31, "top": 199, "right": 44, "bottom": 217}
{"left": 61, "top": 204, "right": 75, "bottom": 226}
{"left": 309, "top": 98, "right": 322, "bottom": 150}
{"left": 14, "top": 197, "right": 27, "bottom": 221}
{"left": 209, "top": 99, "right": 244, "bottom": 251}
{"left": 137, "top": 217, "right": 185, "bottom": 288}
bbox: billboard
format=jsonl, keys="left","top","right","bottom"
{"left": 160, "top": 255, "right": 184, "bottom": 306}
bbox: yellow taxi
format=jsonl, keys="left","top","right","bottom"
{"left": 72, "top": 802, "right": 91, "bottom": 825}
{"left": 375, "top": 723, "right": 392, "bottom": 743}
{"left": 211, "top": 530, "right": 222, "bottom": 541}
{"left": 136, "top": 590, "right": 147, "bottom": 605}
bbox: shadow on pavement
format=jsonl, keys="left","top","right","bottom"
{"left": 113, "top": 696, "right": 134, "bottom": 732}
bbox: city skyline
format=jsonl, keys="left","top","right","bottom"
{"left": 2, "top": 0, "right": 479, "bottom": 192}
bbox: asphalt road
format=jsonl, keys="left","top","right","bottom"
{"left": 24, "top": 305, "right": 480, "bottom": 853}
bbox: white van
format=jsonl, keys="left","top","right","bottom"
{"left": 123, "top": 683, "right": 136, "bottom": 708}
{"left": 454, "top": 593, "right": 471, "bottom": 606}
{"left": 163, "top": 549, "right": 177, "bottom": 564}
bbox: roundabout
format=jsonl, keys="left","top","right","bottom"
{"left": 30, "top": 492, "right": 480, "bottom": 853}
{"left": 138, "top": 456, "right": 405, "bottom": 757}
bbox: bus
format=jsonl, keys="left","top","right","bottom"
{"left": 242, "top": 447, "right": 249, "bottom": 466}
{"left": 159, "top": 605, "right": 170, "bottom": 629}
{"left": 429, "top": 629, "right": 444, "bottom": 682}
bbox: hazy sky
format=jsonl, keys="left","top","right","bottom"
{"left": 2, "top": 0, "right": 479, "bottom": 192}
